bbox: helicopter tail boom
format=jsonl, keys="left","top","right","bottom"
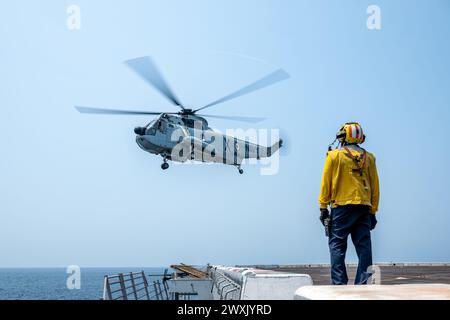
{"left": 266, "top": 139, "right": 283, "bottom": 157}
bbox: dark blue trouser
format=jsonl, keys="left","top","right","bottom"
{"left": 329, "top": 205, "right": 373, "bottom": 285}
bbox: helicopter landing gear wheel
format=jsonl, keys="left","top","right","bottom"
{"left": 161, "top": 158, "right": 169, "bottom": 170}
{"left": 237, "top": 165, "right": 244, "bottom": 174}
{"left": 161, "top": 162, "right": 169, "bottom": 170}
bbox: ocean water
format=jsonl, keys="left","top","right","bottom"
{"left": 0, "top": 268, "right": 166, "bottom": 300}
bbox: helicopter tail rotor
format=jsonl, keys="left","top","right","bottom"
{"left": 278, "top": 128, "right": 292, "bottom": 156}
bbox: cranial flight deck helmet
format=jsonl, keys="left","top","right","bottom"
{"left": 328, "top": 122, "right": 365, "bottom": 151}
{"left": 337, "top": 122, "right": 365, "bottom": 144}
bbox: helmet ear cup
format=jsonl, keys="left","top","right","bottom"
{"left": 336, "top": 132, "right": 346, "bottom": 142}
{"left": 336, "top": 125, "right": 346, "bottom": 142}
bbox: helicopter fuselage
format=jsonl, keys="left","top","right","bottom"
{"left": 135, "top": 113, "right": 281, "bottom": 168}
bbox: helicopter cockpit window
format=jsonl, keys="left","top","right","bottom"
{"left": 182, "top": 118, "right": 207, "bottom": 129}
{"left": 161, "top": 120, "right": 171, "bottom": 132}
{"left": 157, "top": 120, "right": 167, "bottom": 133}
{"left": 182, "top": 118, "right": 195, "bottom": 128}
{"left": 145, "top": 120, "right": 156, "bottom": 135}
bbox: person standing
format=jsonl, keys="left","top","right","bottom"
{"left": 319, "top": 122, "right": 380, "bottom": 285}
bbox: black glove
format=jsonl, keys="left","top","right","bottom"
{"left": 370, "top": 214, "right": 377, "bottom": 230}
{"left": 320, "top": 208, "right": 330, "bottom": 226}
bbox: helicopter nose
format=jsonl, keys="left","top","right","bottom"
{"left": 134, "top": 127, "right": 146, "bottom": 135}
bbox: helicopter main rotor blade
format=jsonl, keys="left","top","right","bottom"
{"left": 198, "top": 114, "right": 266, "bottom": 123}
{"left": 194, "top": 69, "right": 290, "bottom": 113}
{"left": 75, "top": 106, "right": 176, "bottom": 115}
{"left": 125, "top": 56, "right": 183, "bottom": 109}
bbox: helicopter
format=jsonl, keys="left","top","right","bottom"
{"left": 75, "top": 56, "right": 289, "bottom": 174}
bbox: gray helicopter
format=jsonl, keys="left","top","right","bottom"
{"left": 75, "top": 57, "right": 289, "bottom": 174}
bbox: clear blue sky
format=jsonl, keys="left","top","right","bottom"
{"left": 1, "top": 0, "right": 450, "bottom": 267}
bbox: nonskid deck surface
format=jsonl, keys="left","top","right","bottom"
{"left": 294, "top": 284, "right": 450, "bottom": 300}
{"left": 237, "top": 263, "right": 450, "bottom": 285}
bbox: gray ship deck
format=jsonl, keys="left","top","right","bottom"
{"left": 237, "top": 263, "right": 450, "bottom": 285}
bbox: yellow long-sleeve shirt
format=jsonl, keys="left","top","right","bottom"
{"left": 319, "top": 145, "right": 380, "bottom": 214}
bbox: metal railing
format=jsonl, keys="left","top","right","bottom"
{"left": 209, "top": 269, "right": 241, "bottom": 300}
{"left": 102, "top": 271, "right": 170, "bottom": 300}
